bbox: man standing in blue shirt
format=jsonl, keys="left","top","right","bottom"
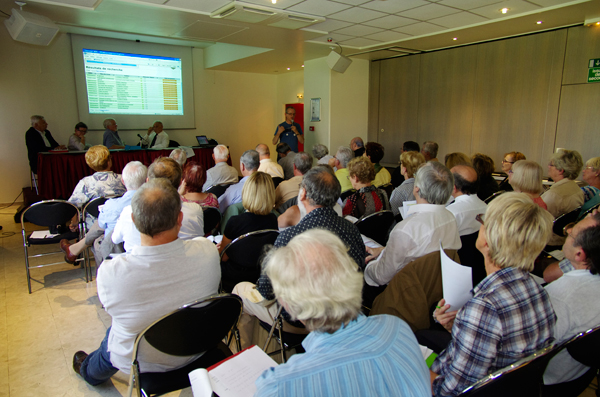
{"left": 272, "top": 106, "right": 303, "bottom": 153}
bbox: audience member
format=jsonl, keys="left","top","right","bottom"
{"left": 446, "top": 165, "right": 487, "bottom": 236}
{"left": 581, "top": 156, "right": 600, "bottom": 201}
{"left": 113, "top": 157, "right": 204, "bottom": 251}
{"left": 328, "top": 146, "right": 354, "bottom": 193}
{"left": 471, "top": 153, "right": 499, "bottom": 201}
{"left": 72, "top": 178, "right": 220, "bottom": 386}
{"left": 60, "top": 161, "right": 147, "bottom": 264}
{"left": 444, "top": 152, "right": 471, "bottom": 170}
{"left": 498, "top": 151, "right": 526, "bottom": 191}
{"left": 543, "top": 213, "right": 600, "bottom": 387}
{"left": 203, "top": 144, "right": 239, "bottom": 191}
{"left": 253, "top": 229, "right": 431, "bottom": 396}
{"left": 312, "top": 143, "right": 333, "bottom": 165}
{"left": 256, "top": 143, "right": 284, "bottom": 178}
{"left": 233, "top": 166, "right": 366, "bottom": 347}
{"left": 102, "top": 118, "right": 125, "bottom": 149}
{"left": 431, "top": 193, "right": 556, "bottom": 396}
{"left": 219, "top": 172, "right": 278, "bottom": 286}
{"left": 273, "top": 106, "right": 303, "bottom": 153}
{"left": 180, "top": 161, "right": 218, "bottom": 208}
{"left": 365, "top": 142, "right": 391, "bottom": 187}
{"left": 343, "top": 156, "right": 390, "bottom": 218}
{"left": 218, "top": 150, "right": 259, "bottom": 214}
{"left": 421, "top": 141, "right": 439, "bottom": 162}
{"left": 509, "top": 160, "right": 547, "bottom": 210}
{"left": 26, "top": 115, "right": 66, "bottom": 173}
{"left": 364, "top": 162, "right": 461, "bottom": 287}
{"left": 389, "top": 151, "right": 426, "bottom": 216}
{"left": 542, "top": 149, "right": 584, "bottom": 247}
{"left": 275, "top": 152, "right": 312, "bottom": 209}
{"left": 350, "top": 137, "right": 365, "bottom": 157}
{"left": 391, "top": 140, "right": 420, "bottom": 187}
{"left": 277, "top": 142, "right": 297, "bottom": 180}
{"left": 68, "top": 122, "right": 91, "bottom": 151}
{"left": 140, "top": 121, "right": 169, "bottom": 149}
{"left": 169, "top": 148, "right": 187, "bottom": 168}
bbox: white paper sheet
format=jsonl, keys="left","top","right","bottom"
{"left": 400, "top": 200, "right": 417, "bottom": 220}
{"left": 419, "top": 345, "right": 434, "bottom": 361}
{"left": 548, "top": 250, "right": 565, "bottom": 261}
{"left": 189, "top": 368, "right": 214, "bottom": 397}
{"left": 440, "top": 242, "right": 472, "bottom": 311}
{"left": 30, "top": 230, "right": 58, "bottom": 239}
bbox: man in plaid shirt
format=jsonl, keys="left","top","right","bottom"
{"left": 431, "top": 193, "right": 557, "bottom": 396}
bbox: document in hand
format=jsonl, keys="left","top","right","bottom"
{"left": 189, "top": 345, "right": 278, "bottom": 397}
{"left": 440, "top": 242, "right": 473, "bottom": 311}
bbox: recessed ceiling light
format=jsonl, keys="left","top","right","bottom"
{"left": 536, "top": 21, "right": 543, "bottom": 24}
{"left": 287, "top": 67, "right": 290, "bottom": 70}
{"left": 453, "top": 37, "right": 457, "bottom": 41}
{"left": 272, "top": 0, "right": 276, "bottom": 3}
{"left": 501, "top": 7, "right": 509, "bottom": 14}
{"left": 302, "top": 65, "right": 304, "bottom": 68}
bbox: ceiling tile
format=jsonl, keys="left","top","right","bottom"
{"left": 365, "top": 30, "right": 412, "bottom": 42}
{"left": 429, "top": 11, "right": 489, "bottom": 28}
{"left": 332, "top": 0, "right": 371, "bottom": 5}
{"left": 393, "top": 21, "right": 445, "bottom": 35}
{"left": 307, "top": 19, "right": 353, "bottom": 32}
{"left": 527, "top": 0, "right": 574, "bottom": 6}
{"left": 242, "top": 0, "right": 306, "bottom": 10}
{"left": 470, "top": 0, "right": 540, "bottom": 19}
{"left": 334, "top": 24, "right": 384, "bottom": 36}
{"left": 362, "top": 15, "right": 420, "bottom": 29}
{"left": 340, "top": 37, "right": 382, "bottom": 47}
{"left": 308, "top": 33, "right": 356, "bottom": 43}
{"left": 360, "top": 0, "right": 430, "bottom": 14}
{"left": 164, "top": 0, "right": 229, "bottom": 13}
{"left": 327, "top": 7, "right": 388, "bottom": 23}
{"left": 287, "top": 0, "right": 352, "bottom": 16}
{"left": 398, "top": 3, "right": 462, "bottom": 20}
{"left": 437, "top": 0, "right": 503, "bottom": 10}
{"left": 173, "top": 20, "right": 248, "bottom": 40}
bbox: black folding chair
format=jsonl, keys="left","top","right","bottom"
{"left": 553, "top": 206, "right": 583, "bottom": 237}
{"left": 271, "top": 177, "right": 283, "bottom": 188}
{"left": 259, "top": 305, "right": 308, "bottom": 364}
{"left": 483, "top": 190, "right": 505, "bottom": 204}
{"left": 21, "top": 200, "right": 85, "bottom": 293}
{"left": 203, "top": 206, "right": 221, "bottom": 237}
{"left": 220, "top": 229, "right": 279, "bottom": 292}
{"left": 458, "top": 231, "right": 486, "bottom": 288}
{"left": 205, "top": 184, "right": 231, "bottom": 198}
{"left": 354, "top": 210, "right": 394, "bottom": 246}
{"left": 127, "top": 293, "right": 243, "bottom": 397}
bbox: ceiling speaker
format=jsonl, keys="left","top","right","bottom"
{"left": 326, "top": 51, "right": 352, "bottom": 74}
{"left": 4, "top": 8, "right": 59, "bottom": 46}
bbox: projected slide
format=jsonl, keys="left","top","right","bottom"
{"left": 83, "top": 49, "right": 184, "bottom": 115}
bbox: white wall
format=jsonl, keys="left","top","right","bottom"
{"left": 303, "top": 58, "right": 331, "bottom": 156}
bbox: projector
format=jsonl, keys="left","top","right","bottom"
{"left": 4, "top": 8, "right": 59, "bottom": 46}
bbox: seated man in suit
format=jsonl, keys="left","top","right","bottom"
{"left": 254, "top": 229, "right": 431, "bottom": 396}
{"left": 25, "top": 115, "right": 66, "bottom": 174}
{"left": 72, "top": 178, "right": 220, "bottom": 386}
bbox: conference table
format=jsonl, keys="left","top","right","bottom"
{"left": 37, "top": 148, "right": 220, "bottom": 200}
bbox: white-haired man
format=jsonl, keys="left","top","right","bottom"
{"left": 274, "top": 151, "right": 312, "bottom": 208}
{"left": 254, "top": 229, "right": 431, "bottom": 396}
{"left": 218, "top": 150, "right": 259, "bottom": 214}
{"left": 422, "top": 141, "right": 439, "bottom": 163}
{"left": 364, "top": 161, "right": 461, "bottom": 287}
{"left": 102, "top": 118, "right": 125, "bottom": 149}
{"left": 256, "top": 143, "right": 284, "bottom": 178}
{"left": 202, "top": 144, "right": 238, "bottom": 191}
{"left": 140, "top": 121, "right": 169, "bottom": 149}
{"left": 169, "top": 148, "right": 187, "bottom": 168}
{"left": 328, "top": 146, "right": 354, "bottom": 193}
{"left": 26, "top": 115, "right": 66, "bottom": 173}
{"left": 72, "top": 179, "right": 220, "bottom": 386}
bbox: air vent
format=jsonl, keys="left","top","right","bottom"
{"left": 211, "top": 1, "right": 324, "bottom": 29}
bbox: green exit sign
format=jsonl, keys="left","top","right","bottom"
{"left": 589, "top": 59, "right": 600, "bottom": 68}
{"left": 588, "top": 59, "right": 600, "bottom": 83}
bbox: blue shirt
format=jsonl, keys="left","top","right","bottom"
{"left": 103, "top": 129, "right": 124, "bottom": 148}
{"left": 275, "top": 122, "right": 303, "bottom": 153}
{"left": 254, "top": 314, "right": 431, "bottom": 397}
{"left": 98, "top": 190, "right": 135, "bottom": 235}
{"left": 218, "top": 176, "right": 248, "bottom": 214}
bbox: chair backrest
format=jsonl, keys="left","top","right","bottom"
{"left": 220, "top": 229, "right": 279, "bottom": 270}
{"left": 380, "top": 183, "right": 395, "bottom": 200}
{"left": 83, "top": 196, "right": 111, "bottom": 219}
{"left": 484, "top": 190, "right": 505, "bottom": 204}
{"left": 340, "top": 189, "right": 356, "bottom": 202}
{"left": 458, "top": 231, "right": 487, "bottom": 288}
{"left": 203, "top": 207, "right": 221, "bottom": 236}
{"left": 21, "top": 200, "right": 79, "bottom": 227}
{"left": 458, "top": 343, "right": 561, "bottom": 397}
{"left": 276, "top": 196, "right": 297, "bottom": 214}
{"left": 168, "top": 140, "right": 180, "bottom": 147}
{"left": 578, "top": 198, "right": 600, "bottom": 221}
{"left": 354, "top": 210, "right": 394, "bottom": 246}
{"left": 553, "top": 206, "right": 583, "bottom": 237}
{"left": 271, "top": 177, "right": 283, "bottom": 189}
{"left": 206, "top": 184, "right": 230, "bottom": 198}
{"left": 565, "top": 325, "right": 600, "bottom": 369}
{"left": 138, "top": 293, "right": 243, "bottom": 357}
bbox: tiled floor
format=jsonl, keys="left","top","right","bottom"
{"left": 1, "top": 203, "right": 598, "bottom": 396}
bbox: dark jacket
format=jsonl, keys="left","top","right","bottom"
{"left": 26, "top": 127, "right": 59, "bottom": 173}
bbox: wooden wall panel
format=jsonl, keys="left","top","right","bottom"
{"left": 376, "top": 55, "right": 420, "bottom": 165}
{"left": 417, "top": 45, "right": 478, "bottom": 163}
{"left": 471, "top": 30, "right": 566, "bottom": 169}
{"left": 367, "top": 61, "right": 380, "bottom": 143}
{"left": 562, "top": 26, "right": 600, "bottom": 85}
{"left": 555, "top": 83, "right": 600, "bottom": 165}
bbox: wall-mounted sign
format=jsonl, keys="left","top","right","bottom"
{"left": 588, "top": 58, "right": 600, "bottom": 83}
{"left": 310, "top": 98, "right": 321, "bottom": 122}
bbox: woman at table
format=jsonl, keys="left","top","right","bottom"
{"left": 179, "top": 161, "right": 218, "bottom": 209}
{"left": 67, "top": 122, "right": 91, "bottom": 151}
{"left": 498, "top": 151, "right": 526, "bottom": 191}
{"left": 68, "top": 145, "right": 126, "bottom": 230}
{"left": 509, "top": 160, "right": 547, "bottom": 210}
{"left": 342, "top": 156, "right": 390, "bottom": 219}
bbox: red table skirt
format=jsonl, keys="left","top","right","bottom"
{"left": 37, "top": 148, "right": 220, "bottom": 200}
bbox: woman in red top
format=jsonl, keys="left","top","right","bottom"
{"left": 343, "top": 156, "right": 390, "bottom": 219}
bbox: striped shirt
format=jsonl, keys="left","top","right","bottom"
{"left": 254, "top": 314, "right": 431, "bottom": 397}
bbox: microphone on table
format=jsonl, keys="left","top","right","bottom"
{"left": 137, "top": 134, "right": 144, "bottom": 141}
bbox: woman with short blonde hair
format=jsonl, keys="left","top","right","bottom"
{"left": 509, "top": 160, "right": 547, "bottom": 210}
{"left": 388, "top": 151, "right": 426, "bottom": 216}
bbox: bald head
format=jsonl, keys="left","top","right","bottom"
{"left": 255, "top": 143, "right": 270, "bottom": 159}
{"left": 451, "top": 165, "right": 479, "bottom": 196}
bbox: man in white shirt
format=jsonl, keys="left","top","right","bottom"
{"left": 364, "top": 161, "right": 461, "bottom": 287}
{"left": 543, "top": 212, "right": 600, "bottom": 387}
{"left": 112, "top": 157, "right": 204, "bottom": 252}
{"left": 140, "top": 121, "right": 169, "bottom": 149}
{"left": 72, "top": 178, "right": 220, "bottom": 386}
{"left": 446, "top": 165, "right": 488, "bottom": 236}
{"left": 256, "top": 143, "right": 284, "bottom": 178}
{"left": 202, "top": 144, "right": 239, "bottom": 191}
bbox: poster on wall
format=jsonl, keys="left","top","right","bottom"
{"left": 311, "top": 98, "right": 321, "bottom": 122}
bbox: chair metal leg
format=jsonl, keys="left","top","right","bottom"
{"left": 277, "top": 315, "right": 286, "bottom": 363}
{"left": 23, "top": 233, "right": 32, "bottom": 294}
{"left": 31, "top": 172, "right": 39, "bottom": 195}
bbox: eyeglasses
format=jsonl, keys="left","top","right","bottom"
{"left": 286, "top": 112, "right": 295, "bottom": 116}
{"left": 475, "top": 213, "right": 485, "bottom": 225}
{"left": 502, "top": 159, "right": 514, "bottom": 164}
